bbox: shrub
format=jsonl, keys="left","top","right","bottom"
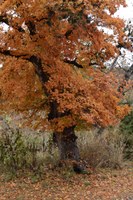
{"left": 0, "top": 116, "right": 126, "bottom": 173}
{"left": 120, "top": 110, "right": 133, "bottom": 160}
{"left": 0, "top": 116, "right": 58, "bottom": 173}
{"left": 77, "top": 126, "right": 125, "bottom": 169}
{"left": 0, "top": 128, "right": 27, "bottom": 170}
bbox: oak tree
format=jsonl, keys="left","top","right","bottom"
{"left": 0, "top": 0, "right": 131, "bottom": 171}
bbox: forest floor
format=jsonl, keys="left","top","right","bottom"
{"left": 0, "top": 163, "right": 133, "bottom": 200}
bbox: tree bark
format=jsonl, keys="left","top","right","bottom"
{"left": 54, "top": 126, "right": 80, "bottom": 161}
{"left": 53, "top": 126, "right": 85, "bottom": 173}
{"left": 48, "top": 102, "right": 84, "bottom": 172}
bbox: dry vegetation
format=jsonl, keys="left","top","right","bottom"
{"left": 77, "top": 127, "right": 126, "bottom": 169}
{"left": 0, "top": 118, "right": 127, "bottom": 172}
{"left": 0, "top": 163, "right": 133, "bottom": 200}
{"left": 0, "top": 114, "right": 133, "bottom": 200}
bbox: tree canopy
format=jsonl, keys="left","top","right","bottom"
{"left": 0, "top": 0, "right": 130, "bottom": 132}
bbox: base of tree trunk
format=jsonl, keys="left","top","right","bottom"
{"left": 58, "top": 159, "right": 86, "bottom": 174}
{"left": 53, "top": 126, "right": 86, "bottom": 173}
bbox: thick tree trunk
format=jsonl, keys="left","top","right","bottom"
{"left": 53, "top": 126, "right": 85, "bottom": 173}
{"left": 54, "top": 126, "right": 80, "bottom": 161}
{"left": 27, "top": 57, "right": 85, "bottom": 173}
{"left": 48, "top": 102, "right": 85, "bottom": 172}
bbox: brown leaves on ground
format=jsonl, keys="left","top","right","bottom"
{"left": 0, "top": 165, "right": 133, "bottom": 200}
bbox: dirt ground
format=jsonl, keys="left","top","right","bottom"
{"left": 0, "top": 165, "right": 133, "bottom": 200}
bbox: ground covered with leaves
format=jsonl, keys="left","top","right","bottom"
{"left": 0, "top": 164, "right": 133, "bottom": 200}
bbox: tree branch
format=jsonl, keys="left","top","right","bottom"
{"left": 0, "top": 14, "right": 25, "bottom": 33}
{"left": 64, "top": 58, "right": 83, "bottom": 68}
{"left": 28, "top": 56, "right": 49, "bottom": 84}
{"left": 0, "top": 50, "right": 28, "bottom": 58}
{"left": 0, "top": 15, "right": 9, "bottom": 24}
{"left": 25, "top": 21, "right": 36, "bottom": 35}
{"left": 125, "top": 63, "right": 133, "bottom": 81}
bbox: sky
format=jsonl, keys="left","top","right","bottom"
{"left": 115, "top": 0, "right": 133, "bottom": 21}
{"left": 114, "top": 0, "right": 133, "bottom": 68}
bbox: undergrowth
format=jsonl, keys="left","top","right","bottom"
{"left": 0, "top": 116, "right": 129, "bottom": 177}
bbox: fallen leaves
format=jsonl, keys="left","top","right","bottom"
{"left": 0, "top": 165, "right": 133, "bottom": 200}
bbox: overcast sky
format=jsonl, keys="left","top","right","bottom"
{"left": 115, "top": 0, "right": 133, "bottom": 21}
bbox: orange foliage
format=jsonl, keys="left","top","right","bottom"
{"left": 0, "top": 0, "right": 130, "bottom": 131}
{"left": 0, "top": 56, "right": 45, "bottom": 110}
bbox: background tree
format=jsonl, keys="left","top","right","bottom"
{"left": 0, "top": 0, "right": 131, "bottom": 171}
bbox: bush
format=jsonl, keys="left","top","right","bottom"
{"left": 0, "top": 128, "right": 27, "bottom": 170}
{"left": 120, "top": 110, "right": 133, "bottom": 160}
{"left": 77, "top": 126, "right": 125, "bottom": 169}
{"left": 0, "top": 116, "right": 127, "bottom": 173}
{"left": 0, "top": 117, "right": 58, "bottom": 173}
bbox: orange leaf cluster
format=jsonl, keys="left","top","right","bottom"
{"left": 0, "top": 0, "right": 130, "bottom": 131}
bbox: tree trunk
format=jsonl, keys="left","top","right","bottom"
{"left": 53, "top": 126, "right": 85, "bottom": 173}
{"left": 54, "top": 126, "right": 80, "bottom": 161}
{"left": 48, "top": 102, "right": 85, "bottom": 172}
{"left": 27, "top": 58, "right": 85, "bottom": 173}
